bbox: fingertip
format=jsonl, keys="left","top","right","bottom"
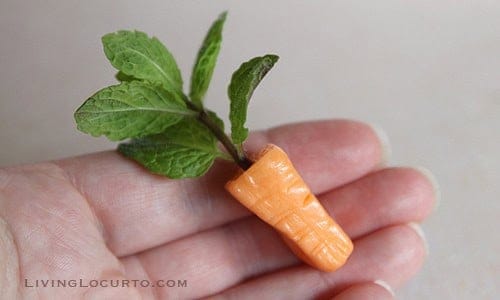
{"left": 332, "top": 282, "right": 394, "bottom": 300}
{"left": 406, "top": 222, "right": 429, "bottom": 256}
{"left": 373, "top": 279, "right": 395, "bottom": 296}
{"left": 367, "top": 122, "right": 392, "bottom": 166}
{"left": 414, "top": 166, "right": 441, "bottom": 212}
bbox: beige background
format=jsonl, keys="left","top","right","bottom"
{"left": 1, "top": 1, "right": 499, "bottom": 299}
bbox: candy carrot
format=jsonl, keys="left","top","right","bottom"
{"left": 226, "top": 144, "right": 353, "bottom": 272}
{"left": 74, "top": 11, "right": 354, "bottom": 272}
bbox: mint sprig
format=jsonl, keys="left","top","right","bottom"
{"left": 75, "top": 12, "right": 279, "bottom": 178}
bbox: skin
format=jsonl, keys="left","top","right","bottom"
{"left": 0, "top": 120, "right": 436, "bottom": 299}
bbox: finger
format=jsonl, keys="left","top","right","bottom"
{"left": 323, "top": 167, "right": 436, "bottom": 238}
{"left": 332, "top": 281, "right": 394, "bottom": 300}
{"left": 211, "top": 224, "right": 427, "bottom": 300}
{"left": 120, "top": 168, "right": 435, "bottom": 299}
{"left": 56, "top": 120, "right": 385, "bottom": 256}
{"left": 243, "top": 119, "right": 390, "bottom": 192}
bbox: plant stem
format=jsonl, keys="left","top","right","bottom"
{"left": 184, "top": 100, "right": 252, "bottom": 170}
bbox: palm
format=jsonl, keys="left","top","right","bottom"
{"left": 0, "top": 120, "right": 435, "bottom": 299}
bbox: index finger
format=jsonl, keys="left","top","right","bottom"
{"left": 56, "top": 119, "right": 386, "bottom": 256}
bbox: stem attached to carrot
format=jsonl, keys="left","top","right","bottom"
{"left": 199, "top": 109, "right": 252, "bottom": 170}
{"left": 225, "top": 144, "right": 354, "bottom": 272}
{"left": 184, "top": 99, "right": 253, "bottom": 170}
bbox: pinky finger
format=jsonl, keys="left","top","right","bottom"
{"left": 333, "top": 281, "right": 394, "bottom": 300}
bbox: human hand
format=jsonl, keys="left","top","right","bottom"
{"left": 0, "top": 120, "right": 436, "bottom": 299}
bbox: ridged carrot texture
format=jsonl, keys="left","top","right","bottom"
{"left": 225, "top": 144, "right": 354, "bottom": 272}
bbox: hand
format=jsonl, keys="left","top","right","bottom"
{"left": 0, "top": 120, "right": 436, "bottom": 299}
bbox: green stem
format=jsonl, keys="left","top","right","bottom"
{"left": 184, "top": 99, "right": 252, "bottom": 170}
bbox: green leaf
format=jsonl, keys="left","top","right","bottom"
{"left": 102, "top": 30, "right": 183, "bottom": 91}
{"left": 74, "top": 81, "right": 192, "bottom": 141}
{"left": 115, "top": 71, "right": 137, "bottom": 82}
{"left": 118, "top": 117, "right": 221, "bottom": 178}
{"left": 189, "top": 12, "right": 227, "bottom": 108}
{"left": 228, "top": 54, "right": 279, "bottom": 144}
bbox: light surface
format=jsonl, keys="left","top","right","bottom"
{"left": 1, "top": 1, "right": 499, "bottom": 299}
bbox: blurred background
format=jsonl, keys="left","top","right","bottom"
{"left": 1, "top": 1, "right": 499, "bottom": 298}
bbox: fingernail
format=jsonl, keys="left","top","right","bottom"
{"left": 373, "top": 279, "right": 395, "bottom": 297}
{"left": 368, "top": 123, "right": 392, "bottom": 166}
{"left": 407, "top": 222, "right": 429, "bottom": 256}
{"left": 415, "top": 166, "right": 441, "bottom": 212}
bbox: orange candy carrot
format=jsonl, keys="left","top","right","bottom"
{"left": 225, "top": 144, "right": 353, "bottom": 272}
